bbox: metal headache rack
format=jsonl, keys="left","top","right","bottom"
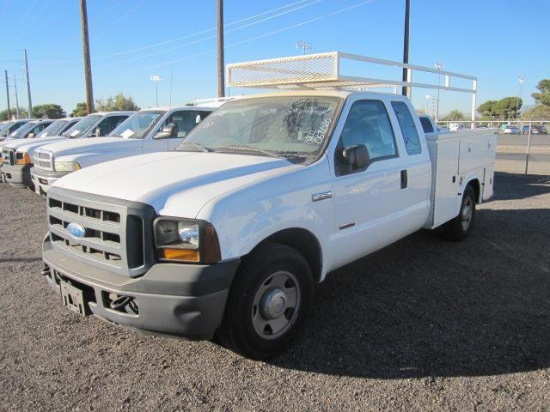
{"left": 227, "top": 51, "right": 478, "bottom": 123}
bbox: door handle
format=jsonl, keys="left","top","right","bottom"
{"left": 401, "top": 170, "right": 408, "bottom": 189}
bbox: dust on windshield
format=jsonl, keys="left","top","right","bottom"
{"left": 176, "top": 96, "right": 342, "bottom": 164}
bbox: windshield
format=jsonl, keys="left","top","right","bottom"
{"left": 176, "top": 96, "right": 342, "bottom": 164}
{"left": 0, "top": 122, "right": 15, "bottom": 137}
{"left": 37, "top": 119, "right": 69, "bottom": 138}
{"left": 63, "top": 114, "right": 102, "bottom": 138}
{"left": 9, "top": 121, "right": 39, "bottom": 139}
{"left": 108, "top": 111, "right": 164, "bottom": 139}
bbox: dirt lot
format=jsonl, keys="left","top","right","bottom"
{"left": 0, "top": 157, "right": 549, "bottom": 411}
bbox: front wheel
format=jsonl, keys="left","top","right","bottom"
{"left": 440, "top": 185, "right": 476, "bottom": 241}
{"left": 216, "top": 243, "right": 314, "bottom": 360}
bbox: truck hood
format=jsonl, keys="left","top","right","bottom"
{"left": 10, "top": 135, "right": 68, "bottom": 153}
{"left": 38, "top": 137, "right": 141, "bottom": 157}
{"left": 54, "top": 151, "right": 302, "bottom": 217}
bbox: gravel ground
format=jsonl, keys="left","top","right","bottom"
{"left": 0, "top": 159, "right": 549, "bottom": 411}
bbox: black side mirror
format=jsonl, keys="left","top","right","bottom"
{"left": 342, "top": 144, "right": 370, "bottom": 170}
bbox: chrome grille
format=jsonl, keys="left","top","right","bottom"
{"left": 33, "top": 149, "right": 54, "bottom": 171}
{"left": 47, "top": 188, "right": 156, "bottom": 278}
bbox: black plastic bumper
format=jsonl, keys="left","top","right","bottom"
{"left": 42, "top": 236, "right": 240, "bottom": 339}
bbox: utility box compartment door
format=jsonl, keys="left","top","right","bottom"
{"left": 428, "top": 137, "right": 461, "bottom": 228}
{"left": 458, "top": 133, "right": 498, "bottom": 175}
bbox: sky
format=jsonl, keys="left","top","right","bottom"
{"left": 1, "top": 0, "right": 549, "bottom": 117}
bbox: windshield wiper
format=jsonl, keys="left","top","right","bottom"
{"left": 219, "top": 145, "right": 282, "bottom": 158}
{"left": 179, "top": 142, "right": 213, "bottom": 153}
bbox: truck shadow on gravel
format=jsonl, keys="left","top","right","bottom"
{"left": 271, "top": 173, "right": 550, "bottom": 379}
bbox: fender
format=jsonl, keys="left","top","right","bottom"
{"left": 199, "top": 157, "right": 336, "bottom": 280}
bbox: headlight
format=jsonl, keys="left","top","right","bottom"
{"left": 54, "top": 161, "right": 81, "bottom": 172}
{"left": 15, "top": 152, "right": 31, "bottom": 165}
{"left": 154, "top": 218, "right": 221, "bottom": 264}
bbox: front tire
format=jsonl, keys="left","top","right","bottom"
{"left": 441, "top": 185, "right": 476, "bottom": 241}
{"left": 216, "top": 243, "right": 314, "bottom": 360}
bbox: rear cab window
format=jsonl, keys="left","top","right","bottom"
{"left": 391, "top": 101, "right": 422, "bottom": 155}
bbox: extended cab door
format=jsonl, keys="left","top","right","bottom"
{"left": 146, "top": 110, "right": 212, "bottom": 152}
{"left": 331, "top": 97, "right": 431, "bottom": 269}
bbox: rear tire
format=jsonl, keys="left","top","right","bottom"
{"left": 216, "top": 243, "right": 313, "bottom": 360}
{"left": 440, "top": 185, "right": 476, "bottom": 241}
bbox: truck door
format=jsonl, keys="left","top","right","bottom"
{"left": 331, "top": 98, "right": 431, "bottom": 268}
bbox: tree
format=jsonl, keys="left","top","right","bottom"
{"left": 496, "top": 97, "right": 522, "bottom": 120}
{"left": 531, "top": 79, "right": 550, "bottom": 107}
{"left": 477, "top": 100, "right": 499, "bottom": 119}
{"left": 477, "top": 97, "right": 522, "bottom": 120}
{"left": 95, "top": 93, "right": 140, "bottom": 111}
{"left": 521, "top": 104, "right": 550, "bottom": 120}
{"left": 71, "top": 102, "right": 89, "bottom": 117}
{"left": 442, "top": 109, "right": 465, "bottom": 121}
{"left": 0, "top": 108, "right": 28, "bottom": 121}
{"left": 33, "top": 104, "right": 66, "bottom": 119}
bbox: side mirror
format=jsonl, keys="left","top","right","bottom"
{"left": 91, "top": 127, "right": 102, "bottom": 137}
{"left": 155, "top": 123, "right": 177, "bottom": 139}
{"left": 27, "top": 132, "right": 35, "bottom": 138}
{"left": 341, "top": 144, "right": 370, "bottom": 170}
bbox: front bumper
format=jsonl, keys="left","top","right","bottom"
{"left": 30, "top": 167, "right": 68, "bottom": 195}
{"left": 1, "top": 163, "right": 33, "bottom": 188}
{"left": 42, "top": 236, "right": 240, "bottom": 339}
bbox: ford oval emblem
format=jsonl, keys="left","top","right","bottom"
{"left": 67, "top": 222, "right": 86, "bottom": 238}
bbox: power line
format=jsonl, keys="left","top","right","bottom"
{"left": 93, "top": 0, "right": 145, "bottom": 41}
{"left": 8, "top": 0, "right": 55, "bottom": 44}
{"left": 17, "top": 0, "right": 379, "bottom": 79}
{"left": 33, "top": 0, "right": 322, "bottom": 64}
{"left": 90, "top": 0, "right": 374, "bottom": 72}
{"left": 101, "top": 0, "right": 378, "bottom": 74}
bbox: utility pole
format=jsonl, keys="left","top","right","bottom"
{"left": 13, "top": 74, "right": 20, "bottom": 118}
{"left": 4, "top": 71, "right": 11, "bottom": 119}
{"left": 24, "top": 49, "right": 33, "bottom": 118}
{"left": 217, "top": 0, "right": 225, "bottom": 98}
{"left": 80, "top": 0, "right": 94, "bottom": 113}
{"left": 401, "top": 0, "right": 411, "bottom": 97}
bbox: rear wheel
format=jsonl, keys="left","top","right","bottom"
{"left": 441, "top": 185, "right": 476, "bottom": 241}
{"left": 216, "top": 243, "right": 313, "bottom": 360}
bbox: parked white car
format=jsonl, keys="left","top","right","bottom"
{"left": 30, "top": 106, "right": 214, "bottom": 194}
{"left": 1, "top": 111, "right": 132, "bottom": 188}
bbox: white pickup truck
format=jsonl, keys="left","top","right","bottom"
{"left": 29, "top": 106, "right": 215, "bottom": 195}
{"left": 1, "top": 111, "right": 132, "bottom": 189}
{"left": 41, "top": 91, "right": 496, "bottom": 359}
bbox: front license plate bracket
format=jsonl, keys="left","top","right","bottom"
{"left": 60, "top": 282, "right": 87, "bottom": 316}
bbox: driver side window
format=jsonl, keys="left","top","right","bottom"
{"left": 339, "top": 100, "right": 397, "bottom": 162}
{"left": 160, "top": 111, "right": 211, "bottom": 138}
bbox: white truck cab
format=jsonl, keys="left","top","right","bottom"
{"left": 41, "top": 90, "right": 496, "bottom": 359}
{"left": 30, "top": 106, "right": 214, "bottom": 195}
